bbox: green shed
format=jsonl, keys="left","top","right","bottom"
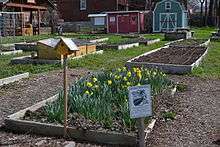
{"left": 153, "top": 0, "right": 188, "bottom": 32}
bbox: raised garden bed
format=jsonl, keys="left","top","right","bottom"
{"left": 5, "top": 68, "right": 175, "bottom": 146}
{"left": 89, "top": 37, "right": 109, "bottom": 43}
{"left": 15, "top": 42, "right": 37, "bottom": 51}
{"left": 0, "top": 50, "right": 23, "bottom": 56}
{"left": 97, "top": 38, "right": 160, "bottom": 50}
{"left": 166, "top": 39, "right": 210, "bottom": 47}
{"left": 165, "top": 31, "right": 194, "bottom": 41}
{"left": 0, "top": 72, "right": 29, "bottom": 86}
{"left": 126, "top": 46, "right": 208, "bottom": 74}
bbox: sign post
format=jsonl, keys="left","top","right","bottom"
{"left": 63, "top": 54, "right": 68, "bottom": 137}
{"left": 56, "top": 37, "right": 79, "bottom": 138}
{"left": 129, "top": 85, "right": 152, "bottom": 147}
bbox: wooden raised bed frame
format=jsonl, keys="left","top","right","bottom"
{"left": 126, "top": 46, "right": 209, "bottom": 74}
{"left": 4, "top": 90, "right": 178, "bottom": 146}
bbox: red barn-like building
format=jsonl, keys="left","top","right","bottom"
{"left": 58, "top": 0, "right": 129, "bottom": 22}
{"left": 107, "top": 11, "right": 147, "bottom": 33}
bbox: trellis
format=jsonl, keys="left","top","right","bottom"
{"left": 0, "top": 12, "right": 24, "bottom": 37}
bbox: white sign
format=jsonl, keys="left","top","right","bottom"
{"left": 129, "top": 85, "right": 152, "bottom": 119}
{"left": 110, "top": 17, "right": 115, "bottom": 22}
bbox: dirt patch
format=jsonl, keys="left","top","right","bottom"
{"left": 133, "top": 46, "right": 207, "bottom": 65}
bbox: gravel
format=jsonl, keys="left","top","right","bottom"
{"left": 147, "top": 75, "right": 220, "bottom": 147}
{"left": 0, "top": 72, "right": 219, "bottom": 147}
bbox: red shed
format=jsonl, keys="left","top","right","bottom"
{"left": 106, "top": 11, "right": 148, "bottom": 34}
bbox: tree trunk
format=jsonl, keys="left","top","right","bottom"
{"left": 208, "top": 0, "right": 214, "bottom": 26}
{"left": 204, "top": 0, "right": 208, "bottom": 26}
{"left": 200, "top": 2, "right": 204, "bottom": 26}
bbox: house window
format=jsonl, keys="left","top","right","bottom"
{"left": 80, "top": 0, "right": 86, "bottom": 10}
{"left": 165, "top": 2, "right": 171, "bottom": 10}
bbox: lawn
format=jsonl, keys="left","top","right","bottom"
{"left": 1, "top": 27, "right": 220, "bottom": 79}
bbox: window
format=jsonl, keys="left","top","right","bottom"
{"left": 165, "top": 2, "right": 171, "bottom": 10}
{"left": 80, "top": 0, "right": 86, "bottom": 10}
{"left": 94, "top": 17, "right": 105, "bottom": 25}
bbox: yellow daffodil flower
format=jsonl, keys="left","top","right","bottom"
{"left": 93, "top": 77, "right": 98, "bottom": 82}
{"left": 85, "top": 90, "right": 90, "bottom": 95}
{"left": 127, "top": 71, "right": 131, "bottom": 78}
{"left": 87, "top": 82, "right": 93, "bottom": 87}
{"left": 107, "top": 80, "right": 112, "bottom": 85}
{"left": 123, "top": 77, "right": 128, "bottom": 81}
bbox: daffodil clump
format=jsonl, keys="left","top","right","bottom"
{"left": 46, "top": 67, "right": 172, "bottom": 131}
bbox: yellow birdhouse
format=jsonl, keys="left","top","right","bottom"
{"left": 56, "top": 37, "right": 79, "bottom": 56}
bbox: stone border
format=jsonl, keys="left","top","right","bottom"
{"left": 4, "top": 93, "right": 163, "bottom": 146}
{"left": 0, "top": 50, "right": 23, "bottom": 56}
{"left": 11, "top": 50, "right": 104, "bottom": 65}
{"left": 0, "top": 73, "right": 29, "bottom": 86}
{"left": 126, "top": 46, "right": 209, "bottom": 74}
{"left": 139, "top": 38, "right": 161, "bottom": 46}
{"left": 98, "top": 42, "right": 139, "bottom": 50}
{"left": 89, "top": 38, "right": 109, "bottom": 43}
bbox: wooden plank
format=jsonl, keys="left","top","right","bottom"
{"left": 6, "top": 3, "right": 47, "bottom": 10}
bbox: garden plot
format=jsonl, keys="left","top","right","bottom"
{"left": 97, "top": 38, "right": 160, "bottom": 50}
{"left": 126, "top": 46, "right": 208, "bottom": 74}
{"left": 166, "top": 39, "right": 210, "bottom": 47}
{"left": 0, "top": 44, "right": 23, "bottom": 55}
{"left": 5, "top": 67, "right": 175, "bottom": 146}
{"left": 15, "top": 42, "right": 37, "bottom": 51}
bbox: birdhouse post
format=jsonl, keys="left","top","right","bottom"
{"left": 56, "top": 37, "right": 79, "bottom": 137}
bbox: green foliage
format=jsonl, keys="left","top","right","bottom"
{"left": 45, "top": 93, "right": 64, "bottom": 123}
{"left": 45, "top": 67, "right": 172, "bottom": 130}
{"left": 162, "top": 111, "right": 176, "bottom": 121}
{"left": 176, "top": 83, "right": 188, "bottom": 92}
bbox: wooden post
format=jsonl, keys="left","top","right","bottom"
{"left": 37, "top": 9, "right": 40, "bottom": 35}
{"left": 138, "top": 118, "right": 146, "bottom": 147}
{"left": 63, "top": 54, "right": 68, "bottom": 137}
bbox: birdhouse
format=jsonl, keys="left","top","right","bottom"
{"left": 56, "top": 37, "right": 79, "bottom": 56}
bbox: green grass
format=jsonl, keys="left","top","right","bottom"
{"left": 68, "top": 42, "right": 166, "bottom": 70}
{"left": 192, "top": 42, "right": 220, "bottom": 78}
{"left": 1, "top": 27, "right": 220, "bottom": 79}
{"left": 0, "top": 53, "right": 60, "bottom": 79}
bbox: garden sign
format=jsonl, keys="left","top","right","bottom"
{"left": 129, "top": 85, "right": 152, "bottom": 147}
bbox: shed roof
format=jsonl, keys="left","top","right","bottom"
{"left": 88, "top": 14, "right": 107, "bottom": 17}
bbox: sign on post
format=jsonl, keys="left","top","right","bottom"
{"left": 129, "top": 85, "right": 152, "bottom": 147}
{"left": 129, "top": 85, "right": 152, "bottom": 119}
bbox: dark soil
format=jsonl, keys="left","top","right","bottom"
{"left": 169, "top": 39, "right": 208, "bottom": 47}
{"left": 133, "top": 46, "right": 207, "bottom": 65}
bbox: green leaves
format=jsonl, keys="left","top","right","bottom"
{"left": 45, "top": 67, "right": 172, "bottom": 130}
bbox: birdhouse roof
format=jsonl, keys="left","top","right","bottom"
{"left": 59, "top": 37, "right": 79, "bottom": 51}
{"left": 38, "top": 38, "right": 59, "bottom": 48}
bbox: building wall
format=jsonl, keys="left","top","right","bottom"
{"left": 58, "top": 0, "right": 119, "bottom": 22}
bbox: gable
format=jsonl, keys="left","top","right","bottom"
{"left": 154, "top": 0, "right": 184, "bottom": 13}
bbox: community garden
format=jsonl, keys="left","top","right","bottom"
{"left": 0, "top": 27, "right": 220, "bottom": 146}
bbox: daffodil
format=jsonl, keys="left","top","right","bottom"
{"left": 137, "top": 83, "right": 141, "bottom": 86}
{"left": 123, "top": 77, "right": 128, "bottom": 81}
{"left": 117, "top": 68, "right": 122, "bottom": 72}
{"left": 107, "top": 80, "right": 112, "bottom": 85}
{"left": 122, "top": 67, "right": 127, "bottom": 71}
{"left": 94, "top": 85, "right": 99, "bottom": 89}
{"left": 87, "top": 82, "right": 93, "bottom": 87}
{"left": 115, "top": 75, "right": 121, "bottom": 80}
{"left": 136, "top": 70, "right": 142, "bottom": 79}
{"left": 85, "top": 90, "right": 90, "bottom": 95}
{"left": 93, "top": 77, "right": 98, "bottom": 83}
{"left": 127, "top": 71, "right": 131, "bottom": 78}
{"left": 133, "top": 67, "right": 137, "bottom": 73}
{"left": 126, "top": 82, "right": 131, "bottom": 86}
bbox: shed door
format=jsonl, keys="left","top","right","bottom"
{"left": 108, "top": 16, "right": 117, "bottom": 33}
{"left": 118, "top": 15, "right": 129, "bottom": 33}
{"left": 160, "top": 13, "right": 176, "bottom": 32}
{"left": 129, "top": 14, "right": 138, "bottom": 33}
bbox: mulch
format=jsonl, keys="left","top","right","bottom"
{"left": 0, "top": 70, "right": 219, "bottom": 147}
{"left": 133, "top": 47, "right": 207, "bottom": 65}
